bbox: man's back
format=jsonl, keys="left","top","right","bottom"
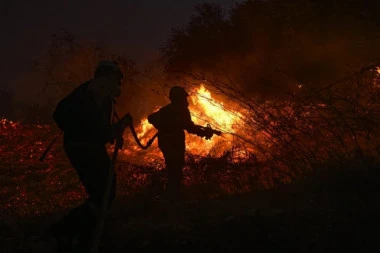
{"left": 148, "top": 103, "right": 193, "bottom": 136}
{"left": 53, "top": 81, "right": 114, "bottom": 145}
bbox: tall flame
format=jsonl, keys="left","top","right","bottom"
{"left": 119, "top": 84, "right": 243, "bottom": 165}
{"left": 186, "top": 84, "right": 242, "bottom": 156}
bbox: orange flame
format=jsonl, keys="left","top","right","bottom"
{"left": 187, "top": 84, "right": 242, "bottom": 156}
{"left": 375, "top": 67, "right": 380, "bottom": 88}
{"left": 119, "top": 84, "right": 244, "bottom": 165}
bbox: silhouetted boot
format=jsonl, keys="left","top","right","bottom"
{"left": 164, "top": 182, "right": 183, "bottom": 202}
{"left": 74, "top": 234, "right": 92, "bottom": 253}
{"left": 73, "top": 208, "right": 98, "bottom": 253}
{"left": 47, "top": 221, "right": 74, "bottom": 253}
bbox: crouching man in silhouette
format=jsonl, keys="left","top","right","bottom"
{"left": 48, "top": 61, "right": 132, "bottom": 252}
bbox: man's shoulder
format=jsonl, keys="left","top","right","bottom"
{"left": 154, "top": 103, "right": 171, "bottom": 114}
{"left": 153, "top": 103, "right": 189, "bottom": 118}
{"left": 56, "top": 81, "right": 93, "bottom": 112}
{"left": 62, "top": 80, "right": 91, "bottom": 100}
{"left": 73, "top": 80, "right": 91, "bottom": 95}
{"left": 161, "top": 103, "right": 188, "bottom": 111}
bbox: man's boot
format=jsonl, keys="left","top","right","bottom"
{"left": 47, "top": 221, "right": 74, "bottom": 253}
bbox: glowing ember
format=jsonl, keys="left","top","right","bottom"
{"left": 1, "top": 118, "right": 18, "bottom": 129}
{"left": 374, "top": 67, "right": 380, "bottom": 88}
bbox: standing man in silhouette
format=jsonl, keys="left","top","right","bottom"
{"left": 48, "top": 61, "right": 132, "bottom": 252}
{"left": 148, "top": 86, "right": 219, "bottom": 199}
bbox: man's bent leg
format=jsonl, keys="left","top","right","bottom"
{"left": 165, "top": 152, "right": 185, "bottom": 199}
{"left": 51, "top": 144, "right": 115, "bottom": 251}
{"left": 72, "top": 145, "right": 115, "bottom": 251}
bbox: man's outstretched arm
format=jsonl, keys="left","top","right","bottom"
{"left": 183, "top": 108, "right": 214, "bottom": 139}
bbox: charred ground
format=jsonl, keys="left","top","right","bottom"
{"left": 0, "top": 119, "right": 379, "bottom": 253}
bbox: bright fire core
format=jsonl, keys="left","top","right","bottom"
{"left": 120, "top": 85, "right": 243, "bottom": 164}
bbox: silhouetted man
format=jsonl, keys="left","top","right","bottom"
{"left": 148, "top": 86, "right": 217, "bottom": 199}
{"left": 48, "top": 61, "right": 132, "bottom": 252}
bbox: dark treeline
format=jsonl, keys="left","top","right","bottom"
{"left": 160, "top": 0, "right": 380, "bottom": 185}
{"left": 163, "top": 0, "right": 380, "bottom": 99}
{"left": 2, "top": 0, "right": 379, "bottom": 181}
{"left": 6, "top": 0, "right": 380, "bottom": 122}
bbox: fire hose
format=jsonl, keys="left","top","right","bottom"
{"left": 128, "top": 123, "right": 158, "bottom": 150}
{"left": 89, "top": 137, "right": 120, "bottom": 253}
{"left": 39, "top": 121, "right": 157, "bottom": 162}
{"left": 39, "top": 117, "right": 222, "bottom": 161}
{"left": 89, "top": 123, "right": 157, "bottom": 253}
{"left": 85, "top": 121, "right": 157, "bottom": 253}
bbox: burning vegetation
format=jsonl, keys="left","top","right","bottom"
{"left": 120, "top": 84, "right": 246, "bottom": 164}
{"left": 1, "top": 0, "right": 379, "bottom": 227}
{"left": 1, "top": 66, "right": 379, "bottom": 218}
{"left": 1, "top": 2, "right": 380, "bottom": 252}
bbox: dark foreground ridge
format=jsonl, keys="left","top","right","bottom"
{"left": 1, "top": 164, "right": 379, "bottom": 253}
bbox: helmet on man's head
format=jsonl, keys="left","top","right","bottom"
{"left": 94, "top": 60, "right": 123, "bottom": 79}
{"left": 169, "top": 86, "right": 189, "bottom": 102}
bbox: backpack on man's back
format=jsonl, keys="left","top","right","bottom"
{"left": 52, "top": 81, "right": 90, "bottom": 131}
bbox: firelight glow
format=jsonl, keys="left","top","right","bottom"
{"left": 121, "top": 84, "right": 243, "bottom": 163}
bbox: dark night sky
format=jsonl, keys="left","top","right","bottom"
{"left": 1, "top": 0, "right": 242, "bottom": 95}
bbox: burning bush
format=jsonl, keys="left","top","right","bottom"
{"left": 120, "top": 65, "right": 380, "bottom": 188}
{"left": 1, "top": 64, "right": 379, "bottom": 220}
{"left": 159, "top": 0, "right": 380, "bottom": 186}
{"left": 179, "top": 66, "right": 380, "bottom": 184}
{"left": 2, "top": 0, "right": 380, "bottom": 219}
